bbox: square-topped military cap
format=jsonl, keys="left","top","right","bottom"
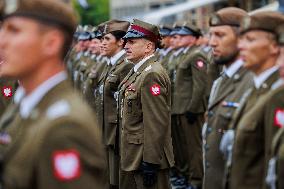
{"left": 240, "top": 11, "right": 284, "bottom": 34}
{"left": 276, "top": 24, "right": 284, "bottom": 45}
{"left": 102, "top": 19, "right": 130, "bottom": 35}
{"left": 209, "top": 7, "right": 247, "bottom": 27}
{"left": 176, "top": 22, "right": 201, "bottom": 37}
{"left": 123, "top": 19, "right": 161, "bottom": 43}
{"left": 2, "top": 0, "right": 78, "bottom": 35}
{"left": 159, "top": 24, "right": 172, "bottom": 37}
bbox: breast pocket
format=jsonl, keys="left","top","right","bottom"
{"left": 107, "top": 74, "right": 118, "bottom": 90}
{"left": 125, "top": 92, "right": 139, "bottom": 114}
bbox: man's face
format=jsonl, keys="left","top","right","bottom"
{"left": 209, "top": 25, "right": 239, "bottom": 65}
{"left": 0, "top": 17, "right": 45, "bottom": 78}
{"left": 124, "top": 38, "right": 148, "bottom": 63}
{"left": 89, "top": 38, "right": 101, "bottom": 55}
{"left": 161, "top": 36, "right": 171, "bottom": 48}
{"left": 238, "top": 30, "right": 278, "bottom": 73}
{"left": 170, "top": 35, "right": 182, "bottom": 49}
{"left": 101, "top": 33, "right": 122, "bottom": 57}
{"left": 277, "top": 46, "right": 284, "bottom": 78}
{"left": 179, "top": 35, "right": 196, "bottom": 47}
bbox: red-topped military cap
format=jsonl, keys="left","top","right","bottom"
{"left": 123, "top": 19, "right": 161, "bottom": 43}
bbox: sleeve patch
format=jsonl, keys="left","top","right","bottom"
{"left": 196, "top": 60, "right": 205, "bottom": 69}
{"left": 53, "top": 149, "right": 81, "bottom": 181}
{"left": 2, "top": 86, "right": 12, "bottom": 98}
{"left": 274, "top": 109, "right": 284, "bottom": 128}
{"left": 150, "top": 84, "right": 161, "bottom": 96}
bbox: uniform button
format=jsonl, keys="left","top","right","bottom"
{"left": 208, "top": 111, "right": 213, "bottom": 117}
{"left": 207, "top": 127, "right": 212, "bottom": 134}
{"left": 205, "top": 144, "right": 210, "bottom": 151}
{"left": 206, "top": 162, "right": 210, "bottom": 169}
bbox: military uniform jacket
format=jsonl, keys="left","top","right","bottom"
{"left": 229, "top": 71, "right": 280, "bottom": 189}
{"left": 2, "top": 80, "right": 107, "bottom": 189}
{"left": 118, "top": 56, "right": 174, "bottom": 171}
{"left": 270, "top": 85, "right": 284, "bottom": 189}
{"left": 172, "top": 45, "right": 209, "bottom": 114}
{"left": 103, "top": 54, "right": 133, "bottom": 146}
{"left": 203, "top": 66, "right": 252, "bottom": 189}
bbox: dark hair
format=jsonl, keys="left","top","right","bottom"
{"left": 110, "top": 30, "right": 127, "bottom": 40}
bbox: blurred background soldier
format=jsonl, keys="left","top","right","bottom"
{"left": 221, "top": 11, "right": 284, "bottom": 189}
{"left": 118, "top": 19, "right": 174, "bottom": 189}
{"left": 171, "top": 22, "right": 209, "bottom": 189}
{"left": 158, "top": 24, "right": 174, "bottom": 70}
{"left": 203, "top": 7, "right": 253, "bottom": 189}
{"left": 100, "top": 19, "right": 133, "bottom": 189}
{"left": 0, "top": 0, "right": 107, "bottom": 188}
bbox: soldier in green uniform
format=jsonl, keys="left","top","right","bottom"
{"left": 203, "top": 7, "right": 253, "bottom": 189}
{"left": 171, "top": 22, "right": 209, "bottom": 189}
{"left": 220, "top": 11, "right": 284, "bottom": 189}
{"left": 0, "top": 0, "right": 107, "bottom": 188}
{"left": 99, "top": 20, "right": 133, "bottom": 189}
{"left": 158, "top": 25, "right": 174, "bottom": 70}
{"left": 263, "top": 25, "right": 284, "bottom": 189}
{"left": 118, "top": 19, "right": 174, "bottom": 189}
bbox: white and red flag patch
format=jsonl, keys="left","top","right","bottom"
{"left": 53, "top": 149, "right": 81, "bottom": 181}
{"left": 2, "top": 86, "right": 12, "bottom": 98}
{"left": 274, "top": 109, "right": 284, "bottom": 128}
{"left": 150, "top": 84, "right": 161, "bottom": 96}
{"left": 196, "top": 60, "right": 205, "bottom": 69}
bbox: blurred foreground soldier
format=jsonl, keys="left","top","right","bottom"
{"left": 220, "top": 11, "right": 284, "bottom": 189}
{"left": 265, "top": 25, "right": 284, "bottom": 189}
{"left": 118, "top": 19, "right": 174, "bottom": 189}
{"left": 203, "top": 7, "right": 253, "bottom": 189}
{"left": 0, "top": 0, "right": 107, "bottom": 188}
{"left": 100, "top": 19, "right": 133, "bottom": 188}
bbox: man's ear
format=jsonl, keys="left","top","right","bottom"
{"left": 41, "top": 29, "right": 64, "bottom": 58}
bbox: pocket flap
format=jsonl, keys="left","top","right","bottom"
{"left": 127, "top": 133, "right": 143, "bottom": 144}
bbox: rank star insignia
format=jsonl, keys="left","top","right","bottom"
{"left": 2, "top": 86, "right": 12, "bottom": 98}
{"left": 274, "top": 109, "right": 284, "bottom": 128}
{"left": 150, "top": 84, "right": 161, "bottom": 96}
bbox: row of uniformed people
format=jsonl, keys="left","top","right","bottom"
{"left": 65, "top": 19, "right": 176, "bottom": 189}
{"left": 201, "top": 7, "right": 284, "bottom": 189}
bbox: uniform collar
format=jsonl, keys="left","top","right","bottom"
{"left": 110, "top": 50, "right": 125, "bottom": 66}
{"left": 19, "top": 71, "right": 68, "bottom": 119}
{"left": 223, "top": 59, "right": 244, "bottom": 78}
{"left": 173, "top": 48, "right": 184, "bottom": 57}
{"left": 253, "top": 66, "right": 279, "bottom": 89}
{"left": 133, "top": 53, "right": 155, "bottom": 73}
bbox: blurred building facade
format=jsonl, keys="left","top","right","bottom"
{"left": 110, "top": 0, "right": 277, "bottom": 30}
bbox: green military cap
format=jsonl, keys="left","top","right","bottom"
{"left": 3, "top": 0, "right": 78, "bottom": 35}
{"left": 123, "top": 19, "right": 161, "bottom": 43}
{"left": 209, "top": 7, "right": 247, "bottom": 27}
{"left": 276, "top": 24, "right": 284, "bottom": 45}
{"left": 178, "top": 22, "right": 201, "bottom": 37}
{"left": 102, "top": 19, "right": 130, "bottom": 35}
{"left": 240, "top": 11, "right": 284, "bottom": 34}
{"left": 159, "top": 24, "right": 173, "bottom": 36}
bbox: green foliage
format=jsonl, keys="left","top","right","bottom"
{"left": 73, "top": 0, "right": 110, "bottom": 26}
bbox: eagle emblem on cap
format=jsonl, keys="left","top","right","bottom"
{"left": 243, "top": 16, "right": 251, "bottom": 30}
{"left": 103, "top": 24, "right": 108, "bottom": 34}
{"left": 5, "top": 0, "right": 18, "bottom": 14}
{"left": 211, "top": 14, "right": 220, "bottom": 25}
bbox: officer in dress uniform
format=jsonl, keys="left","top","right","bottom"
{"left": 118, "top": 19, "right": 174, "bottom": 189}
{"left": 0, "top": 0, "right": 107, "bottom": 188}
{"left": 203, "top": 7, "right": 253, "bottom": 189}
{"left": 220, "top": 11, "right": 284, "bottom": 189}
{"left": 99, "top": 19, "right": 133, "bottom": 189}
